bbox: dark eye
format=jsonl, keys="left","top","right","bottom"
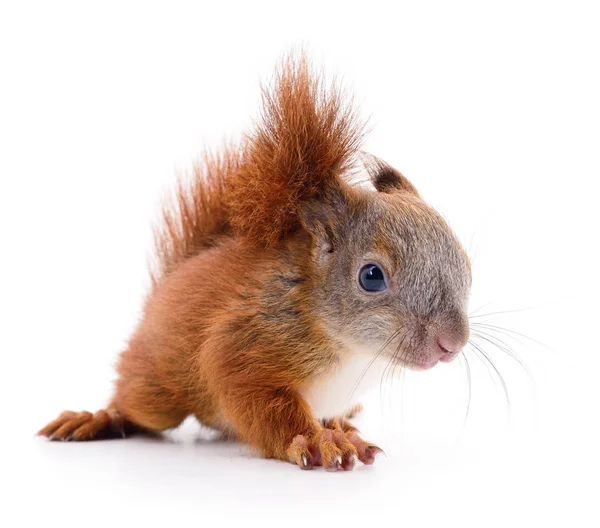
{"left": 358, "top": 264, "right": 388, "bottom": 292}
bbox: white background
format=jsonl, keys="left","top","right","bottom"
{"left": 1, "top": 1, "right": 599, "bottom": 526}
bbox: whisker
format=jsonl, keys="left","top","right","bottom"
{"left": 379, "top": 350, "right": 396, "bottom": 415}
{"left": 386, "top": 337, "right": 405, "bottom": 386}
{"left": 471, "top": 321, "right": 554, "bottom": 352}
{"left": 343, "top": 326, "right": 406, "bottom": 416}
{"left": 469, "top": 340, "right": 511, "bottom": 408}
{"left": 469, "top": 301, "right": 495, "bottom": 317}
{"left": 468, "top": 305, "right": 540, "bottom": 320}
{"left": 383, "top": 346, "right": 399, "bottom": 417}
{"left": 380, "top": 331, "right": 409, "bottom": 413}
{"left": 467, "top": 341, "right": 495, "bottom": 384}
{"left": 470, "top": 329, "right": 532, "bottom": 379}
{"left": 388, "top": 337, "right": 409, "bottom": 416}
{"left": 468, "top": 230, "right": 479, "bottom": 268}
{"left": 461, "top": 351, "right": 472, "bottom": 427}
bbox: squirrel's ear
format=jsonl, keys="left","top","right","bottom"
{"left": 362, "top": 153, "right": 419, "bottom": 196}
{"left": 299, "top": 181, "right": 352, "bottom": 259}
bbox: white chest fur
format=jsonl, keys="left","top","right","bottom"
{"left": 300, "top": 347, "right": 389, "bottom": 420}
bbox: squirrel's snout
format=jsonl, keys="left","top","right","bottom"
{"left": 407, "top": 322, "right": 469, "bottom": 370}
{"left": 437, "top": 332, "right": 468, "bottom": 355}
{"left": 434, "top": 324, "right": 470, "bottom": 364}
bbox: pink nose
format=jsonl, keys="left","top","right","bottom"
{"left": 436, "top": 334, "right": 466, "bottom": 355}
{"left": 412, "top": 315, "right": 471, "bottom": 370}
{"left": 435, "top": 333, "right": 468, "bottom": 364}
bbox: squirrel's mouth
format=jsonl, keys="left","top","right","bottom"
{"left": 384, "top": 322, "right": 467, "bottom": 371}
{"left": 399, "top": 348, "right": 461, "bottom": 371}
{"left": 408, "top": 356, "right": 441, "bottom": 370}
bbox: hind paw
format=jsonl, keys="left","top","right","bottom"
{"left": 37, "top": 409, "right": 126, "bottom": 441}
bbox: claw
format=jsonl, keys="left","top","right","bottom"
{"left": 326, "top": 454, "right": 343, "bottom": 472}
{"left": 368, "top": 445, "right": 384, "bottom": 456}
{"left": 362, "top": 445, "right": 384, "bottom": 465}
{"left": 342, "top": 454, "right": 357, "bottom": 471}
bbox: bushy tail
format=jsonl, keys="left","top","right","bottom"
{"left": 151, "top": 52, "right": 364, "bottom": 280}
{"left": 37, "top": 408, "right": 134, "bottom": 441}
{"left": 151, "top": 146, "right": 242, "bottom": 282}
{"left": 223, "top": 53, "right": 364, "bottom": 247}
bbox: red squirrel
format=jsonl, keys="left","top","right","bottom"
{"left": 39, "top": 55, "right": 471, "bottom": 471}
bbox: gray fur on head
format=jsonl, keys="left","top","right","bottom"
{"left": 301, "top": 156, "right": 471, "bottom": 365}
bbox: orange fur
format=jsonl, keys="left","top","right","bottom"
{"left": 151, "top": 146, "right": 241, "bottom": 281}
{"left": 223, "top": 54, "right": 364, "bottom": 247}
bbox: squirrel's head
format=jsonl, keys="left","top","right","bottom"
{"left": 300, "top": 159, "right": 471, "bottom": 370}
{"left": 225, "top": 54, "right": 471, "bottom": 369}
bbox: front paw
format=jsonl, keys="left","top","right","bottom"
{"left": 286, "top": 428, "right": 383, "bottom": 471}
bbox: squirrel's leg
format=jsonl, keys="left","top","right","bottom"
{"left": 216, "top": 383, "right": 381, "bottom": 470}
{"left": 38, "top": 390, "right": 188, "bottom": 442}
{"left": 216, "top": 384, "right": 320, "bottom": 466}
{"left": 38, "top": 345, "right": 189, "bottom": 441}
{"left": 38, "top": 394, "right": 188, "bottom": 442}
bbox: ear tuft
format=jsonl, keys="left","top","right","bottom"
{"left": 362, "top": 153, "right": 419, "bottom": 196}
{"left": 224, "top": 53, "right": 365, "bottom": 247}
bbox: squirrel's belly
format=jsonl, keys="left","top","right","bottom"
{"left": 299, "top": 350, "right": 389, "bottom": 421}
